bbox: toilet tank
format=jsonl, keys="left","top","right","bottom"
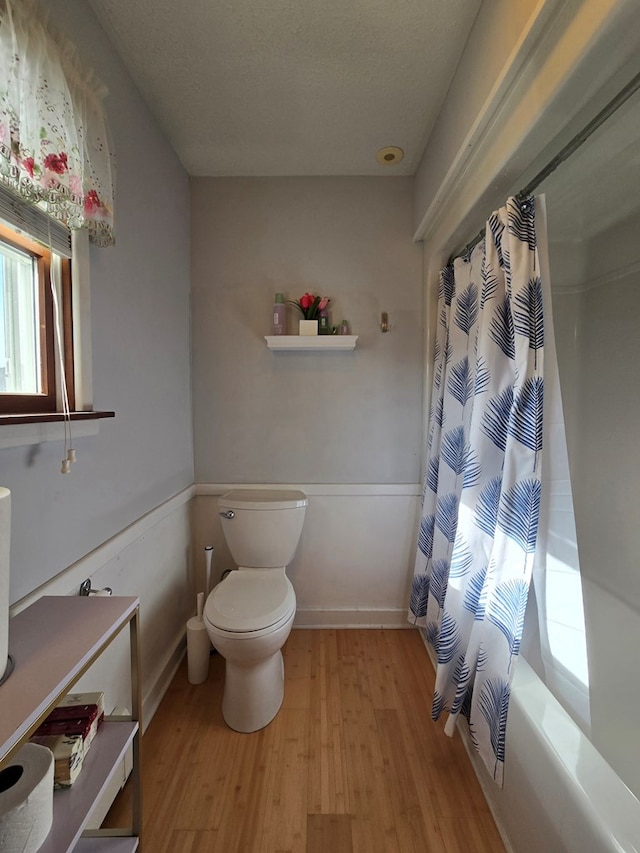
{"left": 218, "top": 489, "right": 308, "bottom": 568}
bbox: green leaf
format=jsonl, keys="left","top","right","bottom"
{"left": 309, "top": 295, "right": 321, "bottom": 319}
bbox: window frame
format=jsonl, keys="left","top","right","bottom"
{"left": 0, "top": 221, "right": 75, "bottom": 415}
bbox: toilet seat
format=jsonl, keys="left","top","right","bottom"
{"left": 204, "top": 569, "right": 295, "bottom": 634}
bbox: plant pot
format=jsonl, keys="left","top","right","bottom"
{"left": 299, "top": 319, "right": 318, "bottom": 336}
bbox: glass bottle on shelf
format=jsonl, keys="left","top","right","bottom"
{"left": 318, "top": 308, "right": 330, "bottom": 334}
{"left": 272, "top": 292, "right": 286, "bottom": 335}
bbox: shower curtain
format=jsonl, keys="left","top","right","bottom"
{"left": 409, "top": 196, "right": 544, "bottom": 785}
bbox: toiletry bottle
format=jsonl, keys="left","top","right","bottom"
{"left": 339, "top": 319, "right": 350, "bottom": 335}
{"left": 319, "top": 308, "right": 330, "bottom": 334}
{"left": 272, "top": 292, "right": 286, "bottom": 335}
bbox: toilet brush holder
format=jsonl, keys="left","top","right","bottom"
{"left": 187, "top": 592, "right": 210, "bottom": 684}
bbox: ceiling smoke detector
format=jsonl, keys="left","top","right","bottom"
{"left": 376, "top": 146, "right": 404, "bottom": 166}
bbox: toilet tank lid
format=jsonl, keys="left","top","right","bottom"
{"left": 218, "top": 489, "right": 308, "bottom": 510}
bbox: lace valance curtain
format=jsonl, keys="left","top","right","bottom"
{"left": 0, "top": 0, "right": 115, "bottom": 246}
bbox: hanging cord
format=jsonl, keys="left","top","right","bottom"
{"left": 47, "top": 221, "right": 75, "bottom": 473}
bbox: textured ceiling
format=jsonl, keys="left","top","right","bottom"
{"left": 89, "top": 0, "right": 482, "bottom": 176}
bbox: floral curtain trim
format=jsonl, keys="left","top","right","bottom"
{"left": 0, "top": 0, "right": 115, "bottom": 246}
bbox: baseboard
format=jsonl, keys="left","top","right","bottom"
{"left": 294, "top": 608, "right": 412, "bottom": 629}
{"left": 142, "top": 626, "right": 187, "bottom": 732}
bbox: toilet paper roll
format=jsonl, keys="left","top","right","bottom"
{"left": 187, "top": 617, "right": 210, "bottom": 685}
{"left": 0, "top": 488, "right": 10, "bottom": 683}
{"left": 0, "top": 742, "right": 54, "bottom": 853}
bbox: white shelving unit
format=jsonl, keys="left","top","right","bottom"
{"left": 1, "top": 595, "right": 142, "bottom": 852}
{"left": 265, "top": 335, "right": 358, "bottom": 351}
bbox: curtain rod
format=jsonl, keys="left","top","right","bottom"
{"left": 449, "top": 68, "right": 640, "bottom": 264}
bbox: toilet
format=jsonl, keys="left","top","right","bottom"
{"left": 203, "top": 489, "right": 307, "bottom": 732}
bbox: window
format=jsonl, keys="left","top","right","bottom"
{"left": 0, "top": 221, "right": 73, "bottom": 415}
{"left": 0, "top": 0, "right": 115, "bottom": 445}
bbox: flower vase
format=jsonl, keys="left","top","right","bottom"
{"left": 299, "top": 319, "right": 318, "bottom": 336}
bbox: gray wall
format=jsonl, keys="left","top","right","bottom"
{"left": 191, "top": 176, "right": 423, "bottom": 485}
{"left": 3, "top": 0, "right": 193, "bottom": 603}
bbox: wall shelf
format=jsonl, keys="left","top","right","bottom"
{"left": 1, "top": 595, "right": 142, "bottom": 852}
{"left": 265, "top": 335, "right": 358, "bottom": 351}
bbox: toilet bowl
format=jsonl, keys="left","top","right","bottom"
{"left": 203, "top": 489, "right": 307, "bottom": 732}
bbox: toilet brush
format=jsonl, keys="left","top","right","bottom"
{"left": 204, "top": 545, "right": 213, "bottom": 594}
{"left": 187, "top": 591, "right": 210, "bottom": 684}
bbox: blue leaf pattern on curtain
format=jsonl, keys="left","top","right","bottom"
{"left": 489, "top": 296, "right": 515, "bottom": 360}
{"left": 510, "top": 377, "right": 544, "bottom": 461}
{"left": 418, "top": 514, "right": 435, "bottom": 558}
{"left": 479, "top": 678, "right": 510, "bottom": 776}
{"left": 498, "top": 479, "right": 541, "bottom": 554}
{"left": 409, "top": 196, "right": 543, "bottom": 786}
{"left": 436, "top": 493, "right": 459, "bottom": 543}
{"left": 474, "top": 356, "right": 491, "bottom": 396}
{"left": 462, "top": 445, "right": 482, "bottom": 489}
{"left": 514, "top": 277, "right": 544, "bottom": 368}
{"left": 454, "top": 284, "right": 479, "bottom": 335}
{"left": 487, "top": 579, "right": 529, "bottom": 663}
{"left": 481, "top": 258, "right": 499, "bottom": 307}
{"left": 448, "top": 356, "right": 474, "bottom": 406}
{"left": 451, "top": 656, "right": 472, "bottom": 716}
{"left": 437, "top": 611, "right": 461, "bottom": 665}
{"left": 475, "top": 477, "right": 502, "bottom": 536}
{"left": 442, "top": 427, "right": 466, "bottom": 475}
{"left": 431, "top": 559, "right": 451, "bottom": 609}
{"left": 409, "top": 573, "right": 430, "bottom": 621}
{"left": 450, "top": 540, "right": 473, "bottom": 578}
{"left": 464, "top": 567, "right": 488, "bottom": 619}
{"left": 426, "top": 456, "right": 440, "bottom": 493}
{"left": 508, "top": 197, "right": 537, "bottom": 251}
{"left": 481, "top": 388, "right": 514, "bottom": 452}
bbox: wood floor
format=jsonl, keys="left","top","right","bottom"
{"left": 108, "top": 629, "right": 505, "bottom": 852}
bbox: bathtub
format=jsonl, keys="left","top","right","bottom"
{"left": 459, "top": 657, "right": 640, "bottom": 852}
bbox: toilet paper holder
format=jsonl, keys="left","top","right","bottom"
{"left": 79, "top": 578, "right": 113, "bottom": 597}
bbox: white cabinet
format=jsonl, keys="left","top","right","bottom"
{"left": 0, "top": 596, "right": 142, "bottom": 852}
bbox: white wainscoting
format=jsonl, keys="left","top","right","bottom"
{"left": 193, "top": 483, "right": 422, "bottom": 628}
{"left": 10, "top": 486, "right": 195, "bottom": 730}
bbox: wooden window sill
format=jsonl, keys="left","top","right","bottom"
{"left": 0, "top": 410, "right": 114, "bottom": 426}
{"left": 0, "top": 411, "right": 114, "bottom": 449}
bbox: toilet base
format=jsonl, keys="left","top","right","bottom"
{"left": 222, "top": 649, "right": 285, "bottom": 732}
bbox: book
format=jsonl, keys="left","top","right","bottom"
{"left": 56, "top": 691, "right": 105, "bottom": 720}
{"left": 30, "top": 732, "right": 83, "bottom": 788}
{"left": 52, "top": 691, "right": 105, "bottom": 753}
{"left": 29, "top": 690, "right": 106, "bottom": 787}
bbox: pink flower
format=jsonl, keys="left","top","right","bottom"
{"left": 84, "top": 189, "right": 101, "bottom": 214}
{"left": 22, "top": 156, "right": 35, "bottom": 177}
{"left": 300, "top": 292, "right": 315, "bottom": 310}
{"left": 289, "top": 292, "right": 330, "bottom": 320}
{"left": 44, "top": 152, "right": 68, "bottom": 174}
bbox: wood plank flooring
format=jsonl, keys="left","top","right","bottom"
{"left": 107, "top": 629, "right": 505, "bottom": 852}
